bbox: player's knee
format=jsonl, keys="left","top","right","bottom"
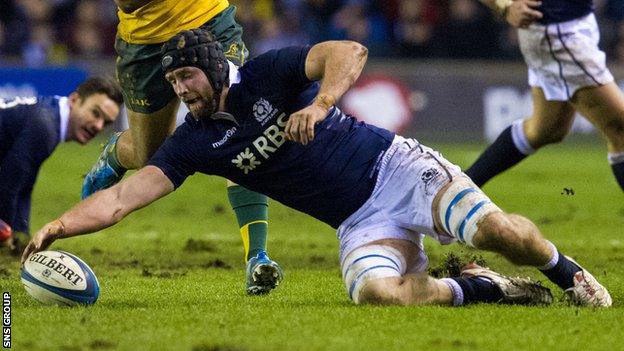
{"left": 473, "top": 212, "right": 521, "bottom": 250}
{"left": 342, "top": 245, "right": 407, "bottom": 305}
{"left": 357, "top": 278, "right": 412, "bottom": 306}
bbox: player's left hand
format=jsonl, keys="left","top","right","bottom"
{"left": 285, "top": 104, "right": 329, "bottom": 145}
{"left": 21, "top": 220, "right": 64, "bottom": 264}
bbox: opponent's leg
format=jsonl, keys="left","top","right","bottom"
{"left": 81, "top": 98, "right": 179, "bottom": 198}
{"left": 571, "top": 82, "right": 624, "bottom": 191}
{"left": 434, "top": 177, "right": 611, "bottom": 307}
{"left": 465, "top": 88, "right": 575, "bottom": 186}
{"left": 343, "top": 240, "right": 550, "bottom": 306}
{"left": 227, "top": 179, "right": 283, "bottom": 295}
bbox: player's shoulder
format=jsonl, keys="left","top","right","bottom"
{"left": 239, "top": 46, "right": 311, "bottom": 83}
{"left": 245, "top": 46, "right": 311, "bottom": 67}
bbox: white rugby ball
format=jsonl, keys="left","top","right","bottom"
{"left": 21, "top": 250, "right": 100, "bottom": 306}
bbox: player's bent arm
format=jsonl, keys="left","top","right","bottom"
{"left": 305, "top": 40, "right": 368, "bottom": 107}
{"left": 284, "top": 41, "right": 368, "bottom": 144}
{"left": 114, "top": 0, "right": 154, "bottom": 13}
{"left": 21, "top": 166, "right": 173, "bottom": 263}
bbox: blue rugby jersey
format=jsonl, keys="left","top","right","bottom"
{"left": 0, "top": 96, "right": 62, "bottom": 233}
{"left": 149, "top": 46, "right": 395, "bottom": 228}
{"left": 539, "top": 0, "right": 593, "bottom": 24}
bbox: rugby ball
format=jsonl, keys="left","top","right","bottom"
{"left": 21, "top": 250, "right": 100, "bottom": 306}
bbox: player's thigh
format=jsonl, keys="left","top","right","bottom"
{"left": 524, "top": 87, "right": 576, "bottom": 147}
{"left": 571, "top": 82, "right": 624, "bottom": 151}
{"left": 432, "top": 176, "right": 503, "bottom": 247}
{"left": 115, "top": 36, "right": 181, "bottom": 164}
{"left": 200, "top": 5, "right": 249, "bottom": 66}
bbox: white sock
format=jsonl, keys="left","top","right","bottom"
{"left": 608, "top": 152, "right": 624, "bottom": 165}
{"left": 441, "top": 278, "right": 464, "bottom": 306}
{"left": 537, "top": 241, "right": 559, "bottom": 270}
{"left": 511, "top": 119, "right": 536, "bottom": 156}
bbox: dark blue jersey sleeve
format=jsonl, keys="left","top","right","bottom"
{"left": 147, "top": 123, "right": 198, "bottom": 189}
{"left": 243, "top": 46, "right": 313, "bottom": 93}
{"left": 0, "top": 106, "right": 59, "bottom": 232}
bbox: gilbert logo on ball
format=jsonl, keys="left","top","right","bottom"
{"left": 0, "top": 219, "right": 11, "bottom": 242}
{"left": 21, "top": 250, "right": 100, "bottom": 306}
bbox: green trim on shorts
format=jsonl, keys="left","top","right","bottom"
{"left": 115, "top": 5, "right": 248, "bottom": 114}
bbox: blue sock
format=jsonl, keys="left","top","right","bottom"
{"left": 465, "top": 126, "right": 528, "bottom": 187}
{"left": 611, "top": 161, "right": 624, "bottom": 191}
{"left": 444, "top": 277, "right": 503, "bottom": 305}
{"left": 539, "top": 250, "right": 581, "bottom": 290}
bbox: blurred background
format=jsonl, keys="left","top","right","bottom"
{"left": 1, "top": 0, "right": 624, "bottom": 142}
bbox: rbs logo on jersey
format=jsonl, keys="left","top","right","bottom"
{"left": 231, "top": 112, "right": 288, "bottom": 174}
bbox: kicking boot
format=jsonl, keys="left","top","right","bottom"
{"left": 82, "top": 132, "right": 126, "bottom": 199}
{"left": 563, "top": 256, "right": 612, "bottom": 307}
{"left": 245, "top": 250, "right": 283, "bottom": 295}
{"left": 461, "top": 263, "right": 553, "bottom": 305}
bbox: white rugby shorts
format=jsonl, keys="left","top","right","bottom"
{"left": 518, "top": 13, "right": 614, "bottom": 101}
{"left": 336, "top": 135, "right": 462, "bottom": 266}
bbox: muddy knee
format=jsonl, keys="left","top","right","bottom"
{"left": 342, "top": 245, "right": 407, "bottom": 304}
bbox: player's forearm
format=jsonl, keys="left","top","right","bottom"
{"left": 479, "top": 0, "right": 513, "bottom": 16}
{"left": 55, "top": 187, "right": 129, "bottom": 238}
{"left": 114, "top": 0, "right": 155, "bottom": 13}
{"left": 310, "top": 41, "right": 368, "bottom": 108}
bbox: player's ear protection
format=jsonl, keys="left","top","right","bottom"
{"left": 161, "top": 29, "right": 229, "bottom": 109}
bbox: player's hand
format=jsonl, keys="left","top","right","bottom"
{"left": 21, "top": 220, "right": 65, "bottom": 264}
{"left": 285, "top": 104, "right": 329, "bottom": 145}
{"left": 505, "top": 0, "right": 543, "bottom": 28}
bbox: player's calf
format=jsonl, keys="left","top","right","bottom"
{"left": 81, "top": 132, "right": 127, "bottom": 199}
{"left": 471, "top": 212, "right": 551, "bottom": 266}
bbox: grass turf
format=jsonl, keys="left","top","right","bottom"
{"left": 2, "top": 139, "right": 623, "bottom": 351}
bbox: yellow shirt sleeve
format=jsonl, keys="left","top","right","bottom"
{"left": 117, "top": 0, "right": 229, "bottom": 44}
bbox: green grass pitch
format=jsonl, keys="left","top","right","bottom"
{"left": 2, "top": 138, "right": 624, "bottom": 351}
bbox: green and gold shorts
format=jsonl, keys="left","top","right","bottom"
{"left": 115, "top": 5, "right": 249, "bottom": 113}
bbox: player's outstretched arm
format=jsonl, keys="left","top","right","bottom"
{"left": 479, "top": 0, "right": 543, "bottom": 28}
{"left": 21, "top": 166, "right": 174, "bottom": 263}
{"left": 285, "top": 41, "right": 368, "bottom": 144}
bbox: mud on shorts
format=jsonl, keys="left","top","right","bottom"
{"left": 115, "top": 5, "right": 249, "bottom": 113}
{"left": 337, "top": 135, "right": 464, "bottom": 275}
{"left": 518, "top": 13, "right": 614, "bottom": 101}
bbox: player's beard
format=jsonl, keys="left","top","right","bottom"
{"left": 188, "top": 96, "right": 217, "bottom": 121}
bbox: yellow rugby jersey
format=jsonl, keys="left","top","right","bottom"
{"left": 117, "top": 0, "right": 229, "bottom": 44}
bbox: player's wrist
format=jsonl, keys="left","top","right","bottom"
{"left": 495, "top": 0, "right": 513, "bottom": 17}
{"left": 314, "top": 94, "right": 336, "bottom": 112}
{"left": 50, "top": 219, "right": 66, "bottom": 238}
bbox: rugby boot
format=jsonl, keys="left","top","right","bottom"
{"left": 563, "top": 256, "right": 612, "bottom": 307}
{"left": 245, "top": 250, "right": 283, "bottom": 295}
{"left": 461, "top": 263, "right": 553, "bottom": 305}
{"left": 82, "top": 132, "right": 126, "bottom": 199}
